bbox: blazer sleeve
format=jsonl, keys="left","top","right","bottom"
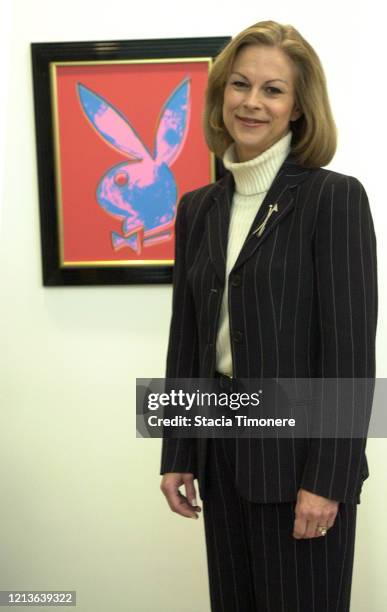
{"left": 301, "top": 174, "right": 378, "bottom": 503}
{"left": 160, "top": 194, "right": 199, "bottom": 476}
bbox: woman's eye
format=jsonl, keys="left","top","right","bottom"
{"left": 266, "top": 87, "right": 281, "bottom": 94}
{"left": 232, "top": 80, "right": 248, "bottom": 87}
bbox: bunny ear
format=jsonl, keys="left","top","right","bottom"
{"left": 154, "top": 77, "right": 191, "bottom": 166}
{"left": 77, "top": 83, "right": 151, "bottom": 161}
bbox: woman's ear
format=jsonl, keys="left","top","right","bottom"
{"left": 291, "top": 105, "right": 303, "bottom": 122}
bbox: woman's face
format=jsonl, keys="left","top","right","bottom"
{"left": 222, "top": 44, "right": 302, "bottom": 162}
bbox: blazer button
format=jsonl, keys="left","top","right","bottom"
{"left": 232, "top": 331, "right": 243, "bottom": 343}
{"left": 230, "top": 274, "right": 241, "bottom": 287}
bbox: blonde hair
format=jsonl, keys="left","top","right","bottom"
{"left": 203, "top": 20, "right": 337, "bottom": 167}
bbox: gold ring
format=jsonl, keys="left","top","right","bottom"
{"left": 317, "top": 526, "right": 328, "bottom": 536}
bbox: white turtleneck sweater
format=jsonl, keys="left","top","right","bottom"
{"left": 215, "top": 130, "right": 292, "bottom": 376}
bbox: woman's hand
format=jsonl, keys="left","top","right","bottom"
{"left": 160, "top": 473, "right": 202, "bottom": 519}
{"left": 293, "top": 488, "right": 339, "bottom": 539}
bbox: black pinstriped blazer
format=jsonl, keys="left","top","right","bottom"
{"left": 160, "top": 152, "right": 378, "bottom": 504}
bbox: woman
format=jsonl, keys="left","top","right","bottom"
{"left": 160, "top": 20, "right": 377, "bottom": 612}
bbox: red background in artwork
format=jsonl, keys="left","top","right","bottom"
{"left": 55, "top": 62, "right": 212, "bottom": 263}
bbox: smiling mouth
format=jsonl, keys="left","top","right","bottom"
{"left": 237, "top": 116, "right": 269, "bottom": 125}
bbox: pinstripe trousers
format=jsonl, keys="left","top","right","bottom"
{"left": 202, "top": 437, "right": 357, "bottom": 612}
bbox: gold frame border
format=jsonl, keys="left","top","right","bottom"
{"left": 61, "top": 259, "right": 174, "bottom": 267}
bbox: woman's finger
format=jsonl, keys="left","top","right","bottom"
{"left": 161, "top": 474, "right": 199, "bottom": 519}
{"left": 304, "top": 520, "right": 320, "bottom": 539}
{"left": 183, "top": 477, "right": 201, "bottom": 512}
{"left": 293, "top": 515, "right": 307, "bottom": 539}
{"left": 326, "top": 508, "right": 339, "bottom": 530}
{"left": 166, "top": 488, "right": 199, "bottom": 519}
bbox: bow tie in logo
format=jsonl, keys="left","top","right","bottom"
{"left": 252, "top": 203, "right": 279, "bottom": 237}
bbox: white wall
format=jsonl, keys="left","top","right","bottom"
{"left": 0, "top": 1, "right": 386, "bottom": 611}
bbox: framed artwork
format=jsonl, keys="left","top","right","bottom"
{"left": 31, "top": 36, "right": 230, "bottom": 286}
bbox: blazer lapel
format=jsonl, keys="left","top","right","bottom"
{"left": 207, "top": 154, "right": 313, "bottom": 283}
{"left": 206, "top": 172, "right": 235, "bottom": 284}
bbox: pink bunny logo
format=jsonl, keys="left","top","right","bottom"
{"left": 77, "top": 78, "right": 191, "bottom": 254}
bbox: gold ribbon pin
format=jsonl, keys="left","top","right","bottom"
{"left": 253, "top": 203, "right": 278, "bottom": 237}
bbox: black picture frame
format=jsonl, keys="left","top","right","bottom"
{"left": 31, "top": 36, "right": 230, "bottom": 286}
